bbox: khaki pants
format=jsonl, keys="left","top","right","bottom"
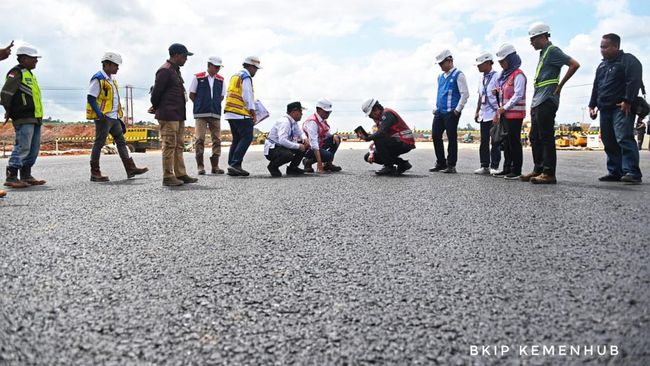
{"left": 159, "top": 120, "right": 187, "bottom": 178}
{"left": 194, "top": 117, "right": 222, "bottom": 158}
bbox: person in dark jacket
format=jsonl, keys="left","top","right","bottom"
{"left": 589, "top": 33, "right": 643, "bottom": 184}
{"left": 359, "top": 98, "right": 415, "bottom": 176}
{"left": 150, "top": 43, "right": 198, "bottom": 187}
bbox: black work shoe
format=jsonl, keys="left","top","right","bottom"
{"left": 286, "top": 166, "right": 305, "bottom": 176}
{"left": 302, "top": 158, "right": 314, "bottom": 173}
{"left": 162, "top": 177, "right": 184, "bottom": 186}
{"left": 621, "top": 174, "right": 642, "bottom": 184}
{"left": 396, "top": 160, "right": 412, "bottom": 175}
{"left": 267, "top": 164, "right": 282, "bottom": 177}
{"left": 324, "top": 163, "right": 342, "bottom": 172}
{"left": 227, "top": 166, "right": 250, "bottom": 177}
{"left": 504, "top": 172, "right": 522, "bottom": 180}
{"left": 598, "top": 174, "right": 621, "bottom": 182}
{"left": 429, "top": 164, "right": 447, "bottom": 172}
{"left": 492, "top": 170, "right": 510, "bottom": 177}
{"left": 375, "top": 165, "right": 396, "bottom": 176}
{"left": 442, "top": 166, "right": 457, "bottom": 174}
{"left": 177, "top": 175, "right": 198, "bottom": 183}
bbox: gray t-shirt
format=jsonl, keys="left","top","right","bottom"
{"left": 531, "top": 42, "right": 571, "bottom": 108}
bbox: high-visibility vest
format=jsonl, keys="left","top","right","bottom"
{"left": 534, "top": 45, "right": 559, "bottom": 88}
{"left": 224, "top": 70, "right": 254, "bottom": 117}
{"left": 6, "top": 66, "right": 43, "bottom": 119}
{"left": 302, "top": 113, "right": 330, "bottom": 149}
{"left": 500, "top": 69, "right": 527, "bottom": 119}
{"left": 383, "top": 108, "right": 415, "bottom": 146}
{"left": 85, "top": 71, "right": 123, "bottom": 120}
{"left": 436, "top": 69, "right": 462, "bottom": 113}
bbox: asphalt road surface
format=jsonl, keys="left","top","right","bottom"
{"left": 1, "top": 145, "right": 649, "bottom": 365}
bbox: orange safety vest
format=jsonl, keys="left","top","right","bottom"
{"left": 500, "top": 69, "right": 527, "bottom": 120}
{"left": 383, "top": 108, "right": 415, "bottom": 146}
{"left": 302, "top": 113, "right": 330, "bottom": 148}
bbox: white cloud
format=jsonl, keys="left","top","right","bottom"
{"left": 1, "top": 0, "right": 649, "bottom": 131}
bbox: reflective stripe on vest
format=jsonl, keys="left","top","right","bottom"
{"left": 500, "top": 69, "right": 527, "bottom": 119}
{"left": 224, "top": 71, "right": 253, "bottom": 117}
{"left": 86, "top": 71, "right": 123, "bottom": 120}
{"left": 534, "top": 45, "right": 559, "bottom": 88}
{"left": 302, "top": 113, "right": 330, "bottom": 148}
{"left": 383, "top": 108, "right": 415, "bottom": 146}
{"left": 22, "top": 69, "right": 43, "bottom": 118}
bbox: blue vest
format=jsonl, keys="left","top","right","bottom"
{"left": 193, "top": 72, "right": 224, "bottom": 118}
{"left": 436, "top": 69, "right": 462, "bottom": 113}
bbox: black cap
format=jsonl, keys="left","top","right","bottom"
{"left": 286, "top": 101, "right": 306, "bottom": 113}
{"left": 168, "top": 43, "right": 194, "bottom": 56}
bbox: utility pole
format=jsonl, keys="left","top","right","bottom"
{"left": 124, "top": 84, "right": 134, "bottom": 126}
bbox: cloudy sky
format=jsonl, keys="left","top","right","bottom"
{"left": 1, "top": 0, "right": 649, "bottom": 132}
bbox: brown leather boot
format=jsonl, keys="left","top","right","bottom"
{"left": 122, "top": 157, "right": 148, "bottom": 178}
{"left": 210, "top": 156, "right": 224, "bottom": 174}
{"left": 530, "top": 173, "right": 557, "bottom": 185}
{"left": 20, "top": 166, "right": 46, "bottom": 185}
{"left": 5, "top": 167, "right": 29, "bottom": 188}
{"left": 90, "top": 160, "right": 109, "bottom": 182}
{"left": 0, "top": 189, "right": 6, "bottom": 198}
{"left": 520, "top": 171, "right": 542, "bottom": 182}
{"left": 196, "top": 154, "right": 205, "bottom": 175}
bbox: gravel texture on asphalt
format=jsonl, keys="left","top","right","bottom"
{"left": 1, "top": 146, "right": 649, "bottom": 365}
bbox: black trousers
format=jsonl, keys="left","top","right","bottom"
{"left": 479, "top": 121, "right": 501, "bottom": 169}
{"left": 501, "top": 118, "right": 523, "bottom": 174}
{"left": 432, "top": 111, "right": 460, "bottom": 166}
{"left": 266, "top": 145, "right": 304, "bottom": 168}
{"left": 530, "top": 99, "right": 558, "bottom": 174}
{"left": 365, "top": 138, "right": 414, "bottom": 165}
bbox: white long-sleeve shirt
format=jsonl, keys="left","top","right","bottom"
{"left": 477, "top": 70, "right": 499, "bottom": 121}
{"left": 302, "top": 113, "right": 332, "bottom": 151}
{"left": 502, "top": 73, "right": 526, "bottom": 111}
{"left": 224, "top": 69, "right": 254, "bottom": 120}
{"left": 264, "top": 114, "right": 302, "bottom": 155}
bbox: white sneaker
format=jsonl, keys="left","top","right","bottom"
{"left": 474, "top": 167, "right": 490, "bottom": 175}
{"left": 489, "top": 168, "right": 499, "bottom": 175}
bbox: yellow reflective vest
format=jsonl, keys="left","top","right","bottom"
{"left": 86, "top": 71, "right": 123, "bottom": 120}
{"left": 224, "top": 70, "right": 254, "bottom": 117}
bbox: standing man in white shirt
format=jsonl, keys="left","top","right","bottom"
{"left": 302, "top": 98, "right": 342, "bottom": 173}
{"left": 264, "top": 101, "right": 310, "bottom": 177}
{"left": 473, "top": 52, "right": 501, "bottom": 175}
{"left": 189, "top": 56, "right": 226, "bottom": 175}
{"left": 223, "top": 56, "right": 262, "bottom": 177}
{"left": 430, "top": 49, "right": 469, "bottom": 174}
{"left": 86, "top": 52, "right": 148, "bottom": 182}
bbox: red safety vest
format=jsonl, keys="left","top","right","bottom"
{"left": 302, "top": 113, "right": 330, "bottom": 148}
{"left": 383, "top": 108, "right": 415, "bottom": 146}
{"left": 500, "top": 69, "right": 527, "bottom": 119}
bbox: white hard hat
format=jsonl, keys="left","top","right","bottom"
{"left": 243, "top": 56, "right": 262, "bottom": 69}
{"left": 361, "top": 98, "right": 378, "bottom": 116}
{"left": 316, "top": 98, "right": 333, "bottom": 112}
{"left": 474, "top": 52, "right": 493, "bottom": 65}
{"left": 435, "top": 49, "right": 453, "bottom": 64}
{"left": 16, "top": 46, "right": 41, "bottom": 58}
{"left": 101, "top": 52, "right": 122, "bottom": 65}
{"left": 496, "top": 43, "right": 517, "bottom": 61}
{"left": 208, "top": 56, "right": 223, "bottom": 67}
{"left": 528, "top": 22, "right": 551, "bottom": 38}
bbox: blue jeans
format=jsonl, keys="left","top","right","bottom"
{"left": 305, "top": 136, "right": 339, "bottom": 163}
{"left": 600, "top": 108, "right": 642, "bottom": 178}
{"left": 8, "top": 123, "right": 41, "bottom": 169}
{"left": 227, "top": 118, "right": 254, "bottom": 168}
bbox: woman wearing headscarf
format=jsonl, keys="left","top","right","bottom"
{"left": 494, "top": 43, "right": 527, "bottom": 179}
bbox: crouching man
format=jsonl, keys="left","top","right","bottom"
{"left": 87, "top": 52, "right": 148, "bottom": 181}
{"left": 264, "top": 101, "right": 310, "bottom": 177}
{"left": 359, "top": 98, "right": 415, "bottom": 175}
